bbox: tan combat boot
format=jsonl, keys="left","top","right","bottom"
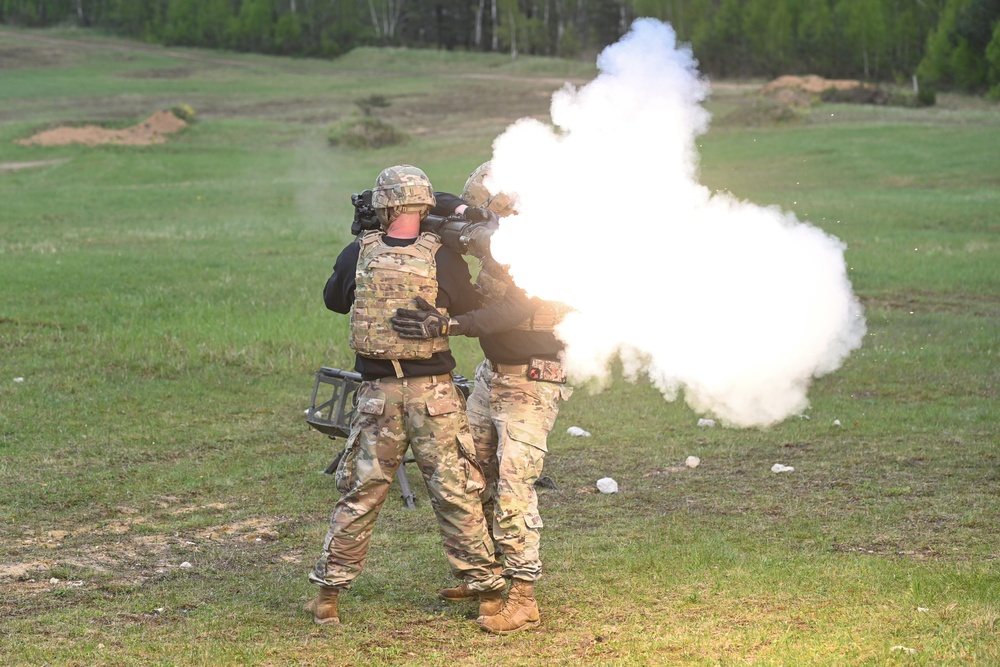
{"left": 477, "top": 578, "right": 539, "bottom": 634}
{"left": 303, "top": 586, "right": 341, "bottom": 625}
{"left": 478, "top": 589, "right": 504, "bottom": 617}
{"left": 438, "top": 581, "right": 478, "bottom": 602}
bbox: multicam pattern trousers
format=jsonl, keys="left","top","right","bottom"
{"left": 466, "top": 360, "right": 566, "bottom": 581}
{"left": 310, "top": 375, "right": 505, "bottom": 593}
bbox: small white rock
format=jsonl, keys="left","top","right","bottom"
{"left": 179, "top": 561, "right": 193, "bottom": 569}
{"left": 685, "top": 456, "right": 700, "bottom": 468}
{"left": 49, "top": 577, "right": 60, "bottom": 584}
{"left": 771, "top": 464, "right": 795, "bottom": 473}
{"left": 596, "top": 477, "right": 618, "bottom": 494}
{"left": 14, "top": 377, "right": 25, "bottom": 383}
{"left": 567, "top": 426, "right": 591, "bottom": 437}
{"left": 833, "top": 419, "right": 842, "bottom": 427}
{"left": 917, "top": 607, "right": 929, "bottom": 613}
{"left": 696, "top": 418, "right": 716, "bottom": 428}
{"left": 890, "top": 646, "right": 916, "bottom": 654}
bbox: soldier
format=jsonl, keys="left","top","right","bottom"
{"left": 392, "top": 162, "right": 572, "bottom": 635}
{"left": 304, "top": 164, "right": 507, "bottom": 625}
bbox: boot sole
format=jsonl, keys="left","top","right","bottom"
{"left": 312, "top": 616, "right": 341, "bottom": 625}
{"left": 477, "top": 618, "right": 540, "bottom": 635}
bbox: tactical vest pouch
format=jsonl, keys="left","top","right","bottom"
{"left": 527, "top": 358, "right": 567, "bottom": 384}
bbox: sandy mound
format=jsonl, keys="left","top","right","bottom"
{"left": 17, "top": 110, "right": 187, "bottom": 147}
{"left": 761, "top": 74, "right": 871, "bottom": 95}
{"left": 758, "top": 75, "right": 876, "bottom": 108}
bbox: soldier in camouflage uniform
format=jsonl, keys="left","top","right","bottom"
{"left": 304, "top": 165, "right": 507, "bottom": 625}
{"left": 392, "top": 162, "right": 571, "bottom": 635}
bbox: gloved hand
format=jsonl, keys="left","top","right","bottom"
{"left": 392, "top": 296, "right": 452, "bottom": 339}
{"left": 462, "top": 206, "right": 492, "bottom": 223}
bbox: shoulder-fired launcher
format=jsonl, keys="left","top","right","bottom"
{"left": 351, "top": 188, "right": 496, "bottom": 259}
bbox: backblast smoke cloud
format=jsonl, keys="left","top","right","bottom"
{"left": 485, "top": 18, "right": 867, "bottom": 428}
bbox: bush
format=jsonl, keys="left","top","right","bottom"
{"left": 819, "top": 85, "right": 889, "bottom": 105}
{"left": 328, "top": 117, "right": 407, "bottom": 149}
{"left": 916, "top": 86, "right": 938, "bottom": 106}
{"left": 819, "top": 85, "right": 936, "bottom": 108}
{"left": 171, "top": 104, "right": 198, "bottom": 121}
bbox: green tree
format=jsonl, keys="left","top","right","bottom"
{"left": 986, "top": 21, "right": 1000, "bottom": 97}
{"left": 837, "top": 0, "right": 888, "bottom": 79}
{"left": 917, "top": 0, "right": 999, "bottom": 93}
{"left": 692, "top": 0, "right": 747, "bottom": 77}
{"left": 232, "top": 0, "right": 276, "bottom": 51}
{"left": 797, "top": 0, "right": 837, "bottom": 76}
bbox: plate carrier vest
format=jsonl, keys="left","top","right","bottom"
{"left": 350, "top": 231, "right": 450, "bottom": 360}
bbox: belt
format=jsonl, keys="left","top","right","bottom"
{"left": 489, "top": 361, "right": 530, "bottom": 375}
{"left": 376, "top": 374, "right": 449, "bottom": 385}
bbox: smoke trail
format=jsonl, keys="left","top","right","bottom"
{"left": 486, "top": 18, "right": 866, "bottom": 428}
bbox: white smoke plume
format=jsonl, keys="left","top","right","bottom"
{"left": 485, "top": 18, "right": 866, "bottom": 428}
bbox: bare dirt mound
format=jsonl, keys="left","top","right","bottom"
{"left": 761, "top": 74, "right": 873, "bottom": 107}
{"left": 762, "top": 74, "right": 870, "bottom": 94}
{"left": 17, "top": 110, "right": 187, "bottom": 147}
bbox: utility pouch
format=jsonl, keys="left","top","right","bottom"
{"left": 527, "top": 358, "right": 566, "bottom": 384}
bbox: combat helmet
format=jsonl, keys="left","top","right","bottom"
{"left": 372, "top": 164, "right": 436, "bottom": 228}
{"left": 462, "top": 161, "right": 519, "bottom": 217}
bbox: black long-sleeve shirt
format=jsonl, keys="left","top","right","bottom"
{"left": 431, "top": 193, "right": 565, "bottom": 366}
{"left": 324, "top": 232, "right": 540, "bottom": 379}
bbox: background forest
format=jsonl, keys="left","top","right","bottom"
{"left": 2, "top": 0, "right": 1000, "bottom": 96}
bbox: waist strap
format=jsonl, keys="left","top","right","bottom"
{"left": 489, "top": 362, "right": 530, "bottom": 375}
{"left": 375, "top": 374, "right": 450, "bottom": 385}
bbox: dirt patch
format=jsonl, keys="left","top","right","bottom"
{"left": 0, "top": 158, "right": 70, "bottom": 172}
{"left": 761, "top": 74, "right": 872, "bottom": 96}
{"left": 0, "top": 44, "right": 69, "bottom": 69}
{"left": 1, "top": 505, "right": 294, "bottom": 615}
{"left": 16, "top": 110, "right": 187, "bottom": 147}
{"left": 120, "top": 67, "right": 194, "bottom": 79}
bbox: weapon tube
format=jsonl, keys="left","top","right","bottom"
{"left": 351, "top": 189, "right": 495, "bottom": 258}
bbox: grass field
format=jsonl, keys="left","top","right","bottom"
{"left": 1, "top": 25, "right": 998, "bottom": 667}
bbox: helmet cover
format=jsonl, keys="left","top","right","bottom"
{"left": 462, "top": 161, "right": 518, "bottom": 217}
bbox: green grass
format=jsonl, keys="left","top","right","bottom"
{"left": 1, "top": 25, "right": 998, "bottom": 666}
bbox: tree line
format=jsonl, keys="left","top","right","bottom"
{"left": 3, "top": 0, "right": 999, "bottom": 96}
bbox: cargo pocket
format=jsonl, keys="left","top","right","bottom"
{"left": 506, "top": 421, "right": 548, "bottom": 453}
{"left": 523, "top": 512, "right": 544, "bottom": 530}
{"left": 426, "top": 396, "right": 461, "bottom": 417}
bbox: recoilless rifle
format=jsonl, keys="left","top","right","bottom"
{"left": 350, "top": 188, "right": 498, "bottom": 259}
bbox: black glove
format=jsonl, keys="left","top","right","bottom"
{"left": 392, "top": 296, "right": 451, "bottom": 339}
{"left": 462, "top": 206, "right": 492, "bottom": 223}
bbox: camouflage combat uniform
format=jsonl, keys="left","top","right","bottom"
{"left": 310, "top": 374, "right": 503, "bottom": 591}
{"left": 466, "top": 359, "right": 567, "bottom": 581}
{"left": 311, "top": 229, "right": 505, "bottom": 594}
{"left": 463, "top": 256, "right": 571, "bottom": 582}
